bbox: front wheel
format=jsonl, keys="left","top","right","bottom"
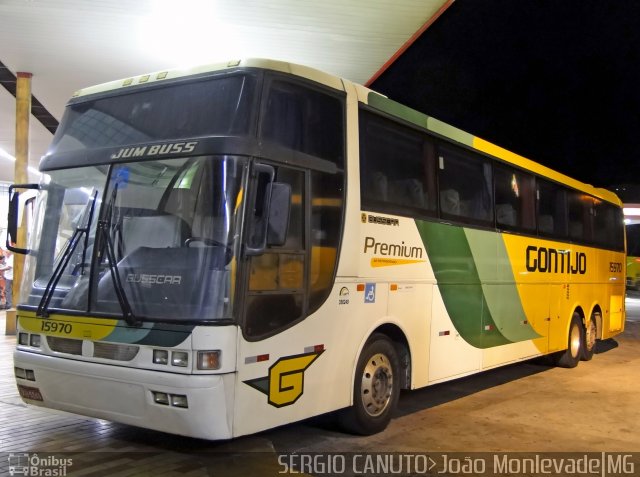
{"left": 339, "top": 334, "right": 400, "bottom": 435}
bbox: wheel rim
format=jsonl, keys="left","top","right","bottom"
{"left": 569, "top": 322, "right": 581, "bottom": 358}
{"left": 585, "top": 319, "right": 596, "bottom": 352}
{"left": 360, "top": 352, "right": 393, "bottom": 417}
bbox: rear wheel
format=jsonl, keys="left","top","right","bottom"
{"left": 555, "top": 313, "right": 583, "bottom": 368}
{"left": 581, "top": 313, "right": 598, "bottom": 361}
{"left": 339, "top": 334, "right": 400, "bottom": 435}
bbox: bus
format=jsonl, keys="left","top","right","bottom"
{"left": 9, "top": 59, "right": 626, "bottom": 440}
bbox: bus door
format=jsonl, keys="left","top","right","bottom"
{"left": 234, "top": 164, "right": 314, "bottom": 435}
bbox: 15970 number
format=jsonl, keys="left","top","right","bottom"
{"left": 40, "top": 321, "right": 73, "bottom": 334}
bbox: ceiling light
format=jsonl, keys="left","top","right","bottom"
{"left": 0, "top": 147, "right": 41, "bottom": 177}
{"left": 138, "top": 0, "right": 239, "bottom": 67}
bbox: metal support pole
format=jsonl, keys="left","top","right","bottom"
{"left": 12, "top": 72, "right": 31, "bottom": 310}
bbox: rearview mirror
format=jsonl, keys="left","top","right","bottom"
{"left": 245, "top": 165, "right": 275, "bottom": 256}
{"left": 7, "top": 183, "right": 40, "bottom": 254}
{"left": 267, "top": 182, "right": 291, "bottom": 246}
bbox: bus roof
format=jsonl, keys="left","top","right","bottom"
{"left": 71, "top": 58, "right": 620, "bottom": 206}
{"left": 71, "top": 58, "right": 344, "bottom": 99}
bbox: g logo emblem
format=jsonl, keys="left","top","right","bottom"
{"left": 244, "top": 351, "right": 324, "bottom": 407}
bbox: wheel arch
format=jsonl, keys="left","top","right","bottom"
{"left": 352, "top": 322, "right": 412, "bottom": 393}
{"left": 589, "top": 304, "right": 603, "bottom": 339}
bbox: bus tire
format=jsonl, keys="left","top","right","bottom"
{"left": 555, "top": 313, "right": 583, "bottom": 368}
{"left": 340, "top": 334, "right": 400, "bottom": 435}
{"left": 581, "top": 313, "right": 598, "bottom": 361}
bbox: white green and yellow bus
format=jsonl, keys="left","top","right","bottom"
{"left": 10, "top": 59, "right": 626, "bottom": 440}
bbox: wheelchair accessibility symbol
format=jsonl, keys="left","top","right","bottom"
{"left": 365, "top": 283, "right": 376, "bottom": 303}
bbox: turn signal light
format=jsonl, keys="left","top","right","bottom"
{"left": 197, "top": 351, "right": 221, "bottom": 370}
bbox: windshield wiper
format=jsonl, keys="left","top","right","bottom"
{"left": 37, "top": 190, "right": 98, "bottom": 317}
{"left": 97, "top": 219, "right": 139, "bottom": 326}
{"left": 97, "top": 184, "right": 139, "bottom": 327}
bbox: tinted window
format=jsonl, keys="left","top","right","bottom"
{"left": 494, "top": 165, "right": 536, "bottom": 231}
{"left": 50, "top": 74, "right": 257, "bottom": 154}
{"left": 594, "top": 200, "right": 624, "bottom": 250}
{"left": 262, "top": 79, "right": 344, "bottom": 165}
{"left": 438, "top": 146, "right": 493, "bottom": 224}
{"left": 309, "top": 171, "right": 343, "bottom": 313}
{"left": 568, "top": 191, "right": 594, "bottom": 242}
{"left": 359, "top": 110, "right": 436, "bottom": 216}
{"left": 537, "top": 179, "right": 568, "bottom": 238}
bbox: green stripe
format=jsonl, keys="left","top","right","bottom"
{"left": 465, "top": 229, "right": 541, "bottom": 343}
{"left": 416, "top": 220, "right": 509, "bottom": 348}
{"left": 366, "top": 92, "right": 474, "bottom": 147}
{"left": 417, "top": 220, "right": 539, "bottom": 348}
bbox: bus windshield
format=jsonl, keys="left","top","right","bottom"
{"left": 48, "top": 73, "right": 257, "bottom": 154}
{"left": 22, "top": 155, "right": 248, "bottom": 323}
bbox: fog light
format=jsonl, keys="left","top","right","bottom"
{"left": 26, "top": 370, "right": 36, "bottom": 381}
{"left": 152, "top": 391, "right": 169, "bottom": 405}
{"left": 197, "top": 350, "right": 221, "bottom": 370}
{"left": 18, "top": 333, "right": 29, "bottom": 346}
{"left": 30, "top": 334, "right": 41, "bottom": 347}
{"left": 153, "top": 349, "right": 168, "bottom": 365}
{"left": 171, "top": 351, "right": 188, "bottom": 367}
{"left": 170, "top": 394, "right": 188, "bottom": 408}
{"left": 14, "top": 367, "right": 26, "bottom": 379}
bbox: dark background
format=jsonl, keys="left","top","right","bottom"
{"left": 371, "top": 0, "right": 640, "bottom": 201}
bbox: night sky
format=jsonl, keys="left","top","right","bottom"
{"left": 371, "top": 0, "right": 640, "bottom": 201}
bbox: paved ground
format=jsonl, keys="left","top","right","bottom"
{"left": 1, "top": 301, "right": 639, "bottom": 476}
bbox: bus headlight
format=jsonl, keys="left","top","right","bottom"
{"left": 197, "top": 350, "right": 221, "bottom": 370}
{"left": 18, "top": 333, "right": 29, "bottom": 346}
{"left": 171, "top": 351, "right": 189, "bottom": 367}
{"left": 153, "top": 349, "right": 168, "bottom": 365}
{"left": 30, "top": 334, "right": 41, "bottom": 348}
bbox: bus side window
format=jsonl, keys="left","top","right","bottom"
{"left": 537, "top": 179, "right": 568, "bottom": 238}
{"left": 494, "top": 165, "right": 536, "bottom": 231}
{"left": 309, "top": 171, "right": 343, "bottom": 313}
{"left": 262, "top": 79, "right": 344, "bottom": 167}
{"left": 438, "top": 147, "right": 493, "bottom": 224}
{"left": 359, "top": 109, "right": 436, "bottom": 216}
{"left": 567, "top": 190, "right": 593, "bottom": 243}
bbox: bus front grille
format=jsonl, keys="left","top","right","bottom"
{"left": 93, "top": 342, "right": 139, "bottom": 361}
{"left": 46, "top": 337, "right": 139, "bottom": 361}
{"left": 47, "top": 336, "right": 83, "bottom": 355}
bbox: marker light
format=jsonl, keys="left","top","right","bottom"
{"left": 171, "top": 351, "right": 189, "bottom": 367}
{"left": 153, "top": 349, "right": 169, "bottom": 365}
{"left": 197, "top": 350, "right": 221, "bottom": 370}
{"left": 170, "top": 394, "right": 188, "bottom": 408}
{"left": 14, "top": 367, "right": 27, "bottom": 379}
{"left": 26, "top": 370, "right": 36, "bottom": 381}
{"left": 152, "top": 391, "right": 170, "bottom": 405}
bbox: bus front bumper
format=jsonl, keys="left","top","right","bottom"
{"left": 14, "top": 350, "right": 235, "bottom": 440}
